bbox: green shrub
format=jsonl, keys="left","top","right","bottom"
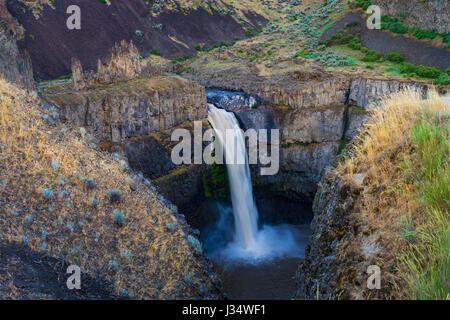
{"left": 381, "top": 15, "right": 392, "bottom": 23}
{"left": 386, "top": 52, "right": 404, "bottom": 64}
{"left": 340, "top": 35, "right": 354, "bottom": 44}
{"left": 387, "top": 22, "right": 408, "bottom": 34}
{"left": 361, "top": 50, "right": 381, "bottom": 62}
{"left": 414, "top": 65, "right": 441, "bottom": 79}
{"left": 149, "top": 49, "right": 161, "bottom": 56}
{"left": 413, "top": 29, "right": 438, "bottom": 40}
{"left": 433, "top": 73, "right": 450, "bottom": 86}
{"left": 399, "top": 62, "right": 416, "bottom": 74}
{"left": 399, "top": 63, "right": 441, "bottom": 79}
{"left": 245, "top": 28, "right": 254, "bottom": 37}
{"left": 350, "top": 0, "right": 371, "bottom": 10}
{"left": 348, "top": 38, "right": 361, "bottom": 50}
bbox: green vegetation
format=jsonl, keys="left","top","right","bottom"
{"left": 56, "top": 73, "right": 72, "bottom": 80}
{"left": 386, "top": 52, "right": 404, "bottom": 64}
{"left": 292, "top": 49, "right": 357, "bottom": 67}
{"left": 349, "top": 0, "right": 371, "bottom": 10}
{"left": 399, "top": 63, "right": 441, "bottom": 79}
{"left": 202, "top": 162, "right": 228, "bottom": 199}
{"left": 433, "top": 73, "right": 450, "bottom": 86}
{"left": 413, "top": 29, "right": 439, "bottom": 40}
{"left": 399, "top": 110, "right": 449, "bottom": 299}
{"left": 149, "top": 49, "right": 161, "bottom": 56}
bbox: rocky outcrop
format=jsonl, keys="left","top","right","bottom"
{"left": 374, "top": 0, "right": 450, "bottom": 33}
{"left": 231, "top": 103, "right": 346, "bottom": 195}
{"left": 345, "top": 108, "right": 370, "bottom": 141}
{"left": 257, "top": 142, "right": 341, "bottom": 196}
{"left": 72, "top": 41, "right": 143, "bottom": 90}
{"left": 197, "top": 66, "right": 435, "bottom": 197}
{"left": 206, "top": 90, "right": 260, "bottom": 109}
{"left": 0, "top": 1, "right": 34, "bottom": 91}
{"left": 44, "top": 76, "right": 207, "bottom": 144}
{"left": 273, "top": 105, "right": 346, "bottom": 143}
{"left": 42, "top": 74, "right": 209, "bottom": 220}
{"left": 348, "top": 78, "right": 429, "bottom": 110}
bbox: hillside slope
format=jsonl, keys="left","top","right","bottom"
{"left": 7, "top": 0, "right": 266, "bottom": 80}
{"left": 295, "top": 90, "right": 449, "bottom": 299}
{"left": 0, "top": 76, "right": 223, "bottom": 299}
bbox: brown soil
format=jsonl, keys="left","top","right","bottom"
{"left": 7, "top": 0, "right": 266, "bottom": 80}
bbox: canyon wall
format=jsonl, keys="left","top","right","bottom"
{"left": 0, "top": 1, "right": 34, "bottom": 91}
{"left": 192, "top": 66, "right": 431, "bottom": 197}
{"left": 44, "top": 76, "right": 207, "bottom": 144}
{"left": 42, "top": 74, "right": 210, "bottom": 216}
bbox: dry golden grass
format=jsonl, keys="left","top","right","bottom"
{"left": 0, "top": 79, "right": 219, "bottom": 299}
{"left": 335, "top": 89, "right": 449, "bottom": 299}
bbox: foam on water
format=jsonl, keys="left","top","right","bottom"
{"left": 207, "top": 104, "right": 302, "bottom": 262}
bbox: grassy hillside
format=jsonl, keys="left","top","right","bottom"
{"left": 337, "top": 90, "right": 449, "bottom": 299}
{"left": 0, "top": 79, "right": 220, "bottom": 299}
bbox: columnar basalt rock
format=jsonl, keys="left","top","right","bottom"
{"left": 71, "top": 40, "right": 143, "bottom": 90}
{"left": 348, "top": 78, "right": 429, "bottom": 110}
{"left": 98, "top": 40, "right": 142, "bottom": 83}
{"left": 195, "top": 65, "right": 437, "bottom": 197}
{"left": 47, "top": 76, "right": 207, "bottom": 144}
{"left": 0, "top": 1, "right": 34, "bottom": 91}
{"left": 71, "top": 57, "right": 85, "bottom": 90}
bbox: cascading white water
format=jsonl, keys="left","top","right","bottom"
{"left": 207, "top": 103, "right": 302, "bottom": 260}
{"left": 207, "top": 104, "right": 259, "bottom": 252}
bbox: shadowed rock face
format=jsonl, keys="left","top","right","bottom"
{"left": 43, "top": 76, "right": 207, "bottom": 144}
{"left": 194, "top": 64, "right": 434, "bottom": 197}
{"left": 7, "top": 0, "right": 266, "bottom": 80}
{"left": 0, "top": 242, "right": 119, "bottom": 300}
{"left": 0, "top": 1, "right": 34, "bottom": 91}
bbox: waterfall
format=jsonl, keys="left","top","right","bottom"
{"left": 207, "top": 104, "right": 260, "bottom": 252}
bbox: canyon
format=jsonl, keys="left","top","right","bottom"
{"left": 1, "top": 0, "right": 448, "bottom": 301}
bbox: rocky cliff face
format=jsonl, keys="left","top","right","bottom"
{"left": 43, "top": 76, "right": 207, "bottom": 144}
{"left": 293, "top": 165, "right": 377, "bottom": 299}
{"left": 374, "top": 0, "right": 450, "bottom": 33}
{"left": 72, "top": 40, "right": 143, "bottom": 90}
{"left": 193, "top": 65, "right": 431, "bottom": 197}
{"left": 0, "top": 1, "right": 34, "bottom": 91}
{"left": 41, "top": 74, "right": 209, "bottom": 220}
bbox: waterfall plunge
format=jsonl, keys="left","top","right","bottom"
{"left": 207, "top": 104, "right": 259, "bottom": 252}
{"left": 207, "top": 103, "right": 304, "bottom": 261}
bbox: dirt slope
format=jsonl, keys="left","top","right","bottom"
{"left": 7, "top": 0, "right": 266, "bottom": 80}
